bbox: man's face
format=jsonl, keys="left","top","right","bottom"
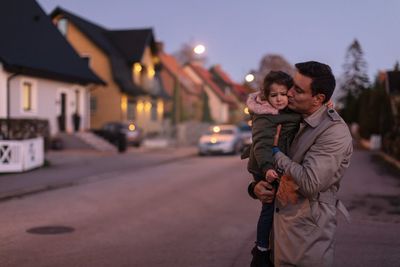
{"left": 287, "top": 71, "right": 322, "bottom": 115}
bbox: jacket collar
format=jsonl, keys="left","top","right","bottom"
{"left": 303, "top": 105, "right": 327, "bottom": 128}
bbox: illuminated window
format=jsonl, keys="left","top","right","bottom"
{"left": 57, "top": 18, "right": 68, "bottom": 35}
{"left": 157, "top": 100, "right": 164, "bottom": 117}
{"left": 148, "top": 66, "right": 155, "bottom": 78}
{"left": 121, "top": 95, "right": 128, "bottom": 113}
{"left": 134, "top": 63, "right": 142, "bottom": 73}
{"left": 22, "top": 82, "right": 32, "bottom": 111}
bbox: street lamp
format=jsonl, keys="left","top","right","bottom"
{"left": 193, "top": 44, "right": 206, "bottom": 55}
{"left": 245, "top": 73, "right": 255, "bottom": 83}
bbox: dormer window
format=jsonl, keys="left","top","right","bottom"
{"left": 57, "top": 18, "right": 68, "bottom": 35}
{"left": 134, "top": 63, "right": 142, "bottom": 73}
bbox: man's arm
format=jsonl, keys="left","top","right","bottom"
{"left": 274, "top": 123, "right": 353, "bottom": 197}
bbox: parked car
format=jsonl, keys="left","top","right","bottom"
{"left": 94, "top": 122, "right": 144, "bottom": 149}
{"left": 198, "top": 124, "right": 243, "bottom": 155}
{"left": 237, "top": 121, "right": 252, "bottom": 147}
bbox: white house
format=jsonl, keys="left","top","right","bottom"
{"left": 0, "top": 0, "right": 104, "bottom": 137}
{"left": 1, "top": 66, "right": 93, "bottom": 135}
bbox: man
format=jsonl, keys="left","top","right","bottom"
{"left": 250, "top": 61, "right": 353, "bottom": 267}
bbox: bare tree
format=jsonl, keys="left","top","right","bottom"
{"left": 254, "top": 54, "right": 294, "bottom": 89}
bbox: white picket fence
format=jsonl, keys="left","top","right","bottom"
{"left": 0, "top": 137, "right": 44, "bottom": 173}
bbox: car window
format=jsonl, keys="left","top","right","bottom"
{"left": 238, "top": 124, "right": 251, "bottom": 132}
{"left": 205, "top": 129, "right": 234, "bottom": 135}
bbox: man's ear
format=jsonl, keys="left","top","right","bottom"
{"left": 313, "top": 93, "right": 325, "bottom": 105}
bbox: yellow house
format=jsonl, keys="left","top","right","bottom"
{"left": 51, "top": 8, "right": 168, "bottom": 135}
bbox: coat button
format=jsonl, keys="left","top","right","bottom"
{"left": 275, "top": 207, "right": 280, "bottom": 213}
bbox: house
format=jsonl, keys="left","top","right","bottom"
{"left": 158, "top": 44, "right": 202, "bottom": 123}
{"left": 184, "top": 63, "right": 236, "bottom": 124}
{"left": 209, "top": 65, "right": 252, "bottom": 123}
{"left": 51, "top": 7, "right": 168, "bottom": 135}
{"left": 0, "top": 0, "right": 103, "bottom": 137}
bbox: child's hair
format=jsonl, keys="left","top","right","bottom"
{"left": 261, "top": 71, "right": 293, "bottom": 100}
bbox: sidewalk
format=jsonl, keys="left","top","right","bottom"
{"left": 0, "top": 145, "right": 197, "bottom": 201}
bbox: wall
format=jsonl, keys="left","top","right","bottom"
{"left": 0, "top": 64, "right": 7, "bottom": 118}
{"left": 8, "top": 75, "right": 88, "bottom": 136}
{"left": 183, "top": 66, "right": 228, "bottom": 123}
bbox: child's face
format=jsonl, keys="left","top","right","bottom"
{"left": 268, "top": 83, "right": 289, "bottom": 110}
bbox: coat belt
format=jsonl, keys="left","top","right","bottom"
{"left": 317, "top": 191, "right": 351, "bottom": 223}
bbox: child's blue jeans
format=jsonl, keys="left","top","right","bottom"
{"left": 256, "top": 202, "right": 274, "bottom": 248}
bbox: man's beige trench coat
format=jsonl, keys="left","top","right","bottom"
{"left": 273, "top": 105, "right": 353, "bottom": 267}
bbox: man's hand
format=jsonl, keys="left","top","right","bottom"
{"left": 254, "top": 181, "right": 275, "bottom": 203}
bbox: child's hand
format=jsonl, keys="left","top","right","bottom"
{"left": 265, "top": 169, "right": 278, "bottom": 183}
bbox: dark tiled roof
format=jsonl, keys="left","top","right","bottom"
{"left": 51, "top": 7, "right": 159, "bottom": 97}
{"left": 0, "top": 0, "right": 103, "bottom": 85}
{"left": 107, "top": 29, "right": 157, "bottom": 64}
{"left": 387, "top": 71, "right": 400, "bottom": 94}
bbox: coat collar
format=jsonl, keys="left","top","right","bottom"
{"left": 303, "top": 105, "right": 328, "bottom": 128}
{"left": 246, "top": 92, "right": 279, "bottom": 115}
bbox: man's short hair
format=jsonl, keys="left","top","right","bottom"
{"left": 295, "top": 61, "right": 336, "bottom": 102}
{"left": 262, "top": 71, "right": 293, "bottom": 100}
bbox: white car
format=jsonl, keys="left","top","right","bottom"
{"left": 198, "top": 125, "right": 243, "bottom": 155}
{"left": 238, "top": 121, "right": 252, "bottom": 147}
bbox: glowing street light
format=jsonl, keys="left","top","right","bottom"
{"left": 245, "top": 73, "right": 255, "bottom": 83}
{"left": 193, "top": 44, "right": 206, "bottom": 55}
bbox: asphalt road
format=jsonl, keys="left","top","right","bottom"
{"left": 0, "top": 148, "right": 399, "bottom": 267}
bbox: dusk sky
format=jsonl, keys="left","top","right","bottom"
{"left": 37, "top": 0, "right": 400, "bottom": 84}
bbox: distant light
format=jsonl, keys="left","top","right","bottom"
{"left": 193, "top": 44, "right": 206, "bottom": 55}
{"left": 244, "top": 107, "right": 249, "bottom": 115}
{"left": 213, "top": 126, "right": 221, "bottom": 133}
{"left": 211, "top": 137, "right": 217, "bottom": 144}
{"left": 129, "top": 124, "right": 136, "bottom": 131}
{"left": 245, "top": 74, "right": 255, "bottom": 82}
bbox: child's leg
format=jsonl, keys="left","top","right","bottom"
{"left": 256, "top": 202, "right": 274, "bottom": 249}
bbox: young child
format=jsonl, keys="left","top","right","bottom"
{"left": 243, "top": 71, "right": 302, "bottom": 267}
